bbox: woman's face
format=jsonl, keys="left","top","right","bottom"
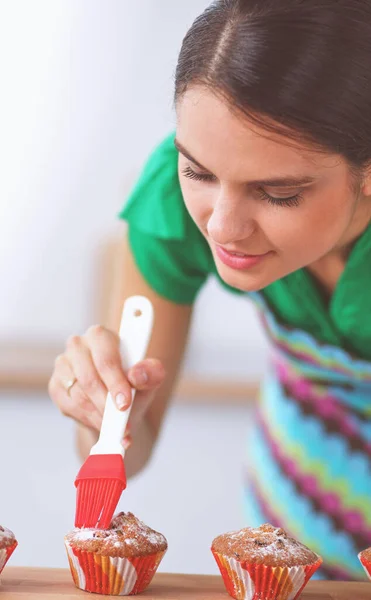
{"left": 176, "top": 87, "right": 371, "bottom": 292}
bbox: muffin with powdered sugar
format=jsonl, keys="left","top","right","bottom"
{"left": 65, "top": 512, "right": 167, "bottom": 595}
{"left": 212, "top": 523, "right": 322, "bottom": 600}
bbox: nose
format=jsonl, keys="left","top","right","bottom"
{"left": 207, "top": 188, "right": 255, "bottom": 246}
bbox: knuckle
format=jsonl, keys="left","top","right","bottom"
{"left": 86, "top": 324, "right": 106, "bottom": 338}
{"left": 66, "top": 335, "right": 82, "bottom": 351}
{"left": 79, "top": 372, "right": 101, "bottom": 394}
{"left": 96, "top": 354, "right": 117, "bottom": 374}
{"left": 54, "top": 354, "right": 66, "bottom": 370}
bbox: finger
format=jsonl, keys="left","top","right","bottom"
{"left": 127, "top": 359, "right": 166, "bottom": 391}
{"left": 85, "top": 325, "right": 133, "bottom": 411}
{"left": 69, "top": 382, "right": 103, "bottom": 431}
{"left": 66, "top": 335, "right": 107, "bottom": 415}
{"left": 49, "top": 375, "right": 102, "bottom": 431}
{"left": 53, "top": 354, "right": 77, "bottom": 391}
{"left": 122, "top": 433, "right": 132, "bottom": 451}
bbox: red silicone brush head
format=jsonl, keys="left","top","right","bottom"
{"left": 74, "top": 454, "right": 127, "bottom": 529}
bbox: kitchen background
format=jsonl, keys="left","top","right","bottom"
{"left": 0, "top": 0, "right": 268, "bottom": 574}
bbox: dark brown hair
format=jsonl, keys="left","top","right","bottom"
{"left": 175, "top": 0, "right": 371, "bottom": 167}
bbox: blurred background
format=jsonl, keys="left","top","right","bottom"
{"left": 0, "top": 0, "right": 268, "bottom": 574}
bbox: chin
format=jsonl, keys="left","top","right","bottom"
{"left": 216, "top": 263, "right": 272, "bottom": 293}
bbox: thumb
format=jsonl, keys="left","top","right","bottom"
{"left": 127, "top": 358, "right": 165, "bottom": 391}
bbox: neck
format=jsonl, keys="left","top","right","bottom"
{"left": 308, "top": 196, "right": 371, "bottom": 298}
{"left": 333, "top": 196, "right": 371, "bottom": 260}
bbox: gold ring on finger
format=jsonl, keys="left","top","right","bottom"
{"left": 65, "top": 377, "right": 78, "bottom": 396}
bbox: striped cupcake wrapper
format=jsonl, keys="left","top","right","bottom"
{"left": 65, "top": 540, "right": 165, "bottom": 595}
{"left": 358, "top": 551, "right": 371, "bottom": 581}
{"left": 0, "top": 541, "right": 18, "bottom": 576}
{"left": 212, "top": 550, "right": 322, "bottom": 600}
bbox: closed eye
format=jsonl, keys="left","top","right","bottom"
{"left": 182, "top": 165, "right": 303, "bottom": 207}
{"left": 181, "top": 165, "right": 216, "bottom": 182}
{"left": 258, "top": 188, "right": 302, "bottom": 208}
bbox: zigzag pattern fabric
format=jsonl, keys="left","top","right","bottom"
{"left": 244, "top": 293, "right": 371, "bottom": 581}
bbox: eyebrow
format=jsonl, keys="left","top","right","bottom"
{"left": 174, "top": 138, "right": 316, "bottom": 188}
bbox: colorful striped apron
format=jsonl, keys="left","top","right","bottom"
{"left": 245, "top": 292, "right": 371, "bottom": 580}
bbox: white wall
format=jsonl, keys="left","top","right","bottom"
{"left": 0, "top": 0, "right": 267, "bottom": 377}
{"left": 1, "top": 391, "right": 250, "bottom": 574}
{"left": 0, "top": 1, "right": 268, "bottom": 578}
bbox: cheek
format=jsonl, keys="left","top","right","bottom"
{"left": 264, "top": 188, "right": 355, "bottom": 257}
{"left": 302, "top": 189, "right": 355, "bottom": 246}
{"left": 179, "top": 175, "right": 214, "bottom": 229}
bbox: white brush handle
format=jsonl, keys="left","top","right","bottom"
{"left": 90, "top": 296, "right": 154, "bottom": 457}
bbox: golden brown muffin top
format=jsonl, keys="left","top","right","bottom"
{"left": 0, "top": 525, "right": 16, "bottom": 549}
{"left": 212, "top": 523, "right": 319, "bottom": 567}
{"left": 65, "top": 512, "right": 167, "bottom": 558}
{"left": 360, "top": 547, "right": 371, "bottom": 562}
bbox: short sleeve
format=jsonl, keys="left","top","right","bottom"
{"left": 119, "top": 133, "right": 213, "bottom": 304}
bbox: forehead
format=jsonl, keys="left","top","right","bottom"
{"left": 176, "top": 87, "right": 342, "bottom": 182}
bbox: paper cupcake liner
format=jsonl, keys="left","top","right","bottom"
{"left": 0, "top": 541, "right": 18, "bottom": 576}
{"left": 212, "top": 550, "right": 322, "bottom": 600}
{"left": 358, "top": 551, "right": 371, "bottom": 581}
{"left": 65, "top": 540, "right": 165, "bottom": 595}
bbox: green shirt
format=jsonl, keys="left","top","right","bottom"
{"left": 120, "top": 133, "right": 371, "bottom": 360}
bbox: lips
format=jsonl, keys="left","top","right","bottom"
{"left": 228, "top": 251, "right": 249, "bottom": 257}
{"left": 215, "top": 245, "right": 271, "bottom": 270}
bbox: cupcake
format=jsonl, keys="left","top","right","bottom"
{"left": 358, "top": 547, "right": 371, "bottom": 580}
{"left": 211, "top": 523, "right": 322, "bottom": 600}
{"left": 0, "top": 525, "right": 17, "bottom": 575}
{"left": 65, "top": 512, "right": 167, "bottom": 595}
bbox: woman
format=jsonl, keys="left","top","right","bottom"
{"left": 49, "top": 0, "right": 371, "bottom": 580}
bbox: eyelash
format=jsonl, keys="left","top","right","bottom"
{"left": 181, "top": 165, "right": 216, "bottom": 182}
{"left": 181, "top": 166, "right": 302, "bottom": 208}
{"left": 257, "top": 189, "right": 302, "bottom": 208}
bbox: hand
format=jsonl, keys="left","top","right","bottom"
{"left": 48, "top": 325, "right": 165, "bottom": 447}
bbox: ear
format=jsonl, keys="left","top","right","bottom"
{"left": 361, "top": 164, "right": 371, "bottom": 196}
